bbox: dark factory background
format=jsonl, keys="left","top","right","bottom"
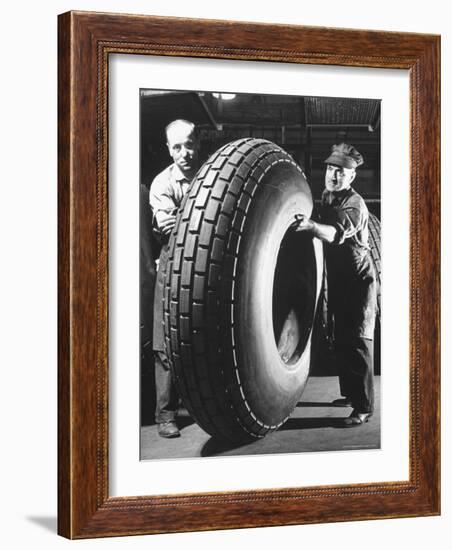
{"left": 140, "top": 89, "right": 381, "bottom": 218}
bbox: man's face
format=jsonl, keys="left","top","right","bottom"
{"left": 166, "top": 124, "right": 199, "bottom": 175}
{"left": 324, "top": 164, "right": 356, "bottom": 192}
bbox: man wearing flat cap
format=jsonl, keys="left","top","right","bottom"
{"left": 294, "top": 143, "right": 377, "bottom": 427}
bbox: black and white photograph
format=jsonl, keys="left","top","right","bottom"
{"left": 2, "top": 0, "right": 446, "bottom": 546}
{"left": 139, "top": 89, "right": 381, "bottom": 460}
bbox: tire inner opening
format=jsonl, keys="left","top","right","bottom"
{"left": 272, "top": 230, "right": 317, "bottom": 366}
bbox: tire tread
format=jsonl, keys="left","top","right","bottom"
{"left": 164, "top": 138, "right": 302, "bottom": 440}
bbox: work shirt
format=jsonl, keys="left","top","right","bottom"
{"left": 320, "top": 187, "right": 370, "bottom": 251}
{"left": 149, "top": 163, "right": 191, "bottom": 231}
{"left": 318, "top": 186, "right": 377, "bottom": 340}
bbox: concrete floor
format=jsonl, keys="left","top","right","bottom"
{"left": 140, "top": 376, "right": 380, "bottom": 460}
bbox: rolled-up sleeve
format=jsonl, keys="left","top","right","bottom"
{"left": 333, "top": 205, "right": 364, "bottom": 245}
{"left": 149, "top": 170, "right": 178, "bottom": 231}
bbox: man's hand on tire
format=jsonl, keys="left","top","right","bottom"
{"left": 157, "top": 211, "right": 177, "bottom": 235}
{"left": 293, "top": 214, "right": 314, "bottom": 232}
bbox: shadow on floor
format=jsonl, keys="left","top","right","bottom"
{"left": 297, "top": 401, "right": 344, "bottom": 407}
{"left": 177, "top": 416, "right": 196, "bottom": 430}
{"left": 200, "top": 415, "right": 350, "bottom": 456}
{"left": 279, "top": 416, "right": 348, "bottom": 430}
{"left": 201, "top": 437, "right": 250, "bottom": 457}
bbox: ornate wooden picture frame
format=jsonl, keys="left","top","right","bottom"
{"left": 58, "top": 11, "right": 440, "bottom": 538}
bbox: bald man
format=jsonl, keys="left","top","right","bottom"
{"left": 149, "top": 119, "right": 200, "bottom": 438}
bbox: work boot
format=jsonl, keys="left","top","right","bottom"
{"left": 157, "top": 421, "right": 180, "bottom": 438}
{"left": 342, "top": 410, "right": 372, "bottom": 427}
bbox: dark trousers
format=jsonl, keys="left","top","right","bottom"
{"left": 335, "top": 337, "right": 374, "bottom": 414}
{"left": 154, "top": 350, "right": 179, "bottom": 423}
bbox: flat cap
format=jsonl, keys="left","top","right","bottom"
{"left": 324, "top": 143, "right": 364, "bottom": 169}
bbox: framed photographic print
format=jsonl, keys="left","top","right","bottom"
{"left": 58, "top": 11, "right": 440, "bottom": 538}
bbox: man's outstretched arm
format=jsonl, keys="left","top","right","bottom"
{"left": 293, "top": 214, "right": 337, "bottom": 244}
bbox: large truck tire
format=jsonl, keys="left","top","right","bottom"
{"left": 164, "top": 138, "right": 323, "bottom": 441}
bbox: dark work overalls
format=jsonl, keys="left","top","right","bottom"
{"left": 319, "top": 187, "right": 377, "bottom": 414}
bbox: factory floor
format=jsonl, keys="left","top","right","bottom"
{"left": 140, "top": 375, "right": 380, "bottom": 460}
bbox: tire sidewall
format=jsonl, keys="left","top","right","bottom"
{"left": 234, "top": 163, "right": 323, "bottom": 426}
